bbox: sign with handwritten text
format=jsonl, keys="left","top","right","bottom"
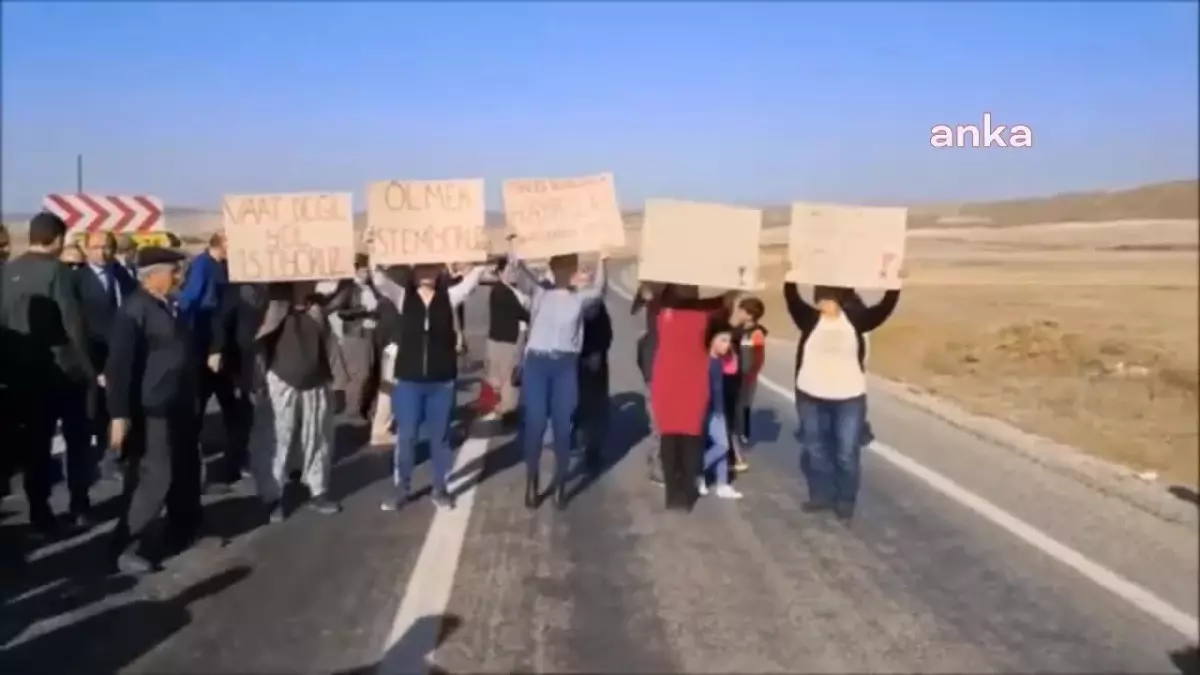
{"left": 502, "top": 172, "right": 625, "bottom": 259}
{"left": 367, "top": 179, "right": 487, "bottom": 265}
{"left": 638, "top": 199, "right": 763, "bottom": 290}
{"left": 222, "top": 192, "right": 355, "bottom": 283}
{"left": 787, "top": 202, "right": 908, "bottom": 289}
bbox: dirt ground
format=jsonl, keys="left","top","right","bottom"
{"left": 754, "top": 220, "right": 1199, "bottom": 487}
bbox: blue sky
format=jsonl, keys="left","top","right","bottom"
{"left": 2, "top": 1, "right": 1197, "bottom": 213}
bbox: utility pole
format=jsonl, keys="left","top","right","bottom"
{"left": 76, "top": 154, "right": 83, "bottom": 193}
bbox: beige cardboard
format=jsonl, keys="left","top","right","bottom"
{"left": 637, "top": 199, "right": 764, "bottom": 290}
{"left": 503, "top": 172, "right": 625, "bottom": 259}
{"left": 222, "top": 192, "right": 355, "bottom": 283}
{"left": 366, "top": 179, "right": 488, "bottom": 265}
{"left": 787, "top": 202, "right": 908, "bottom": 289}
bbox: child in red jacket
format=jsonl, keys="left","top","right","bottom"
{"left": 730, "top": 296, "right": 767, "bottom": 466}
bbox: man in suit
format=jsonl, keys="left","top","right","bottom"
{"left": 75, "top": 232, "right": 137, "bottom": 502}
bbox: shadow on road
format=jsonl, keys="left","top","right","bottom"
{"left": 1167, "top": 485, "right": 1199, "bottom": 507}
{"left": 332, "top": 612, "right": 463, "bottom": 675}
{"left": 564, "top": 390, "right": 650, "bottom": 504}
{"left": 1171, "top": 644, "right": 1199, "bottom": 675}
{"left": 0, "top": 565, "right": 251, "bottom": 675}
{"left": 747, "top": 407, "right": 784, "bottom": 446}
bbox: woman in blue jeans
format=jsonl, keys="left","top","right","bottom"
{"left": 511, "top": 252, "right": 608, "bottom": 510}
{"left": 372, "top": 263, "right": 485, "bottom": 511}
{"left": 783, "top": 282, "right": 901, "bottom": 521}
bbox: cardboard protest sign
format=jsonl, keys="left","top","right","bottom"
{"left": 223, "top": 192, "right": 355, "bottom": 283}
{"left": 366, "top": 179, "right": 487, "bottom": 265}
{"left": 638, "top": 199, "right": 763, "bottom": 290}
{"left": 787, "top": 202, "right": 908, "bottom": 289}
{"left": 502, "top": 172, "right": 625, "bottom": 259}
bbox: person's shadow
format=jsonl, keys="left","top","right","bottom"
{"left": 1168, "top": 485, "right": 1199, "bottom": 508}
{"left": 331, "top": 613, "right": 463, "bottom": 675}
{"left": 0, "top": 565, "right": 252, "bottom": 675}
{"left": 1171, "top": 644, "right": 1199, "bottom": 675}
{"left": 562, "top": 390, "right": 650, "bottom": 505}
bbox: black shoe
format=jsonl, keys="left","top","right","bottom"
{"left": 524, "top": 472, "right": 540, "bottom": 509}
{"left": 432, "top": 490, "right": 456, "bottom": 510}
{"left": 801, "top": 500, "right": 832, "bottom": 514}
{"left": 833, "top": 502, "right": 855, "bottom": 523}
{"left": 115, "top": 552, "right": 160, "bottom": 576}
{"left": 266, "top": 500, "right": 285, "bottom": 524}
{"left": 307, "top": 495, "right": 342, "bottom": 515}
{"left": 30, "top": 507, "right": 59, "bottom": 537}
{"left": 553, "top": 481, "right": 568, "bottom": 511}
{"left": 68, "top": 509, "right": 98, "bottom": 530}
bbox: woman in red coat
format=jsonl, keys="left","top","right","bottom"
{"left": 649, "top": 284, "right": 734, "bottom": 510}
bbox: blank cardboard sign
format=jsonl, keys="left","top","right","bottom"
{"left": 366, "top": 179, "right": 488, "bottom": 265}
{"left": 223, "top": 192, "right": 356, "bottom": 283}
{"left": 503, "top": 172, "right": 625, "bottom": 260}
{"left": 638, "top": 199, "right": 763, "bottom": 290}
{"left": 787, "top": 202, "right": 908, "bottom": 290}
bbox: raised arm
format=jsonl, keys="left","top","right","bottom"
{"left": 854, "top": 289, "right": 900, "bottom": 333}
{"left": 577, "top": 259, "right": 608, "bottom": 307}
{"left": 448, "top": 265, "right": 486, "bottom": 308}
{"left": 510, "top": 258, "right": 546, "bottom": 299}
{"left": 371, "top": 268, "right": 406, "bottom": 309}
{"left": 783, "top": 282, "right": 818, "bottom": 331}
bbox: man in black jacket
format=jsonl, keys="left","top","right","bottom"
{"left": 205, "top": 280, "right": 268, "bottom": 487}
{"left": 106, "top": 247, "right": 197, "bottom": 574}
{"left": 0, "top": 213, "right": 98, "bottom": 534}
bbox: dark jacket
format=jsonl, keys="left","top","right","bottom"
{"left": 394, "top": 282, "right": 457, "bottom": 383}
{"left": 73, "top": 262, "right": 136, "bottom": 370}
{"left": 580, "top": 301, "right": 613, "bottom": 360}
{"left": 105, "top": 288, "right": 196, "bottom": 418}
{"left": 488, "top": 283, "right": 529, "bottom": 344}
{"left": 210, "top": 282, "right": 269, "bottom": 389}
{"left": 782, "top": 283, "right": 899, "bottom": 379}
{"left": 0, "top": 251, "right": 95, "bottom": 390}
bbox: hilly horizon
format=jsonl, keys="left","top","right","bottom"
{"left": 3, "top": 178, "right": 1197, "bottom": 233}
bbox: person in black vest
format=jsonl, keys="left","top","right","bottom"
{"left": 372, "top": 261, "right": 487, "bottom": 511}
{"left": 483, "top": 256, "right": 530, "bottom": 421}
{"left": 249, "top": 282, "right": 349, "bottom": 522}
{"left": 106, "top": 246, "right": 197, "bottom": 574}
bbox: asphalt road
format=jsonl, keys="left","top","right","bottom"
{"left": 2, "top": 282, "right": 1198, "bottom": 675}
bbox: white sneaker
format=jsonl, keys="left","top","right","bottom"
{"left": 696, "top": 478, "right": 709, "bottom": 496}
{"left": 715, "top": 485, "right": 743, "bottom": 500}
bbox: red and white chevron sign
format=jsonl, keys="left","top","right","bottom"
{"left": 42, "top": 194, "right": 165, "bottom": 233}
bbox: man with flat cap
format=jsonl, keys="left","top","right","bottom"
{"left": 106, "top": 246, "right": 201, "bottom": 574}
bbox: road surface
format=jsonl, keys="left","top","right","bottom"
{"left": 2, "top": 280, "right": 1198, "bottom": 675}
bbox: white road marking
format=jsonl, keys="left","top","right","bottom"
{"left": 379, "top": 434, "right": 491, "bottom": 675}
{"left": 608, "top": 280, "right": 1200, "bottom": 642}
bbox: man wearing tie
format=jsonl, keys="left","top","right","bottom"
{"left": 74, "top": 232, "right": 136, "bottom": 520}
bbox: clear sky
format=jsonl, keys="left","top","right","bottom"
{"left": 2, "top": 1, "right": 1197, "bottom": 214}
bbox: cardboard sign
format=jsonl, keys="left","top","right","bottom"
{"left": 787, "top": 202, "right": 908, "bottom": 289}
{"left": 638, "top": 199, "right": 763, "bottom": 290}
{"left": 502, "top": 172, "right": 625, "bottom": 259}
{"left": 223, "top": 192, "right": 355, "bottom": 283}
{"left": 366, "top": 179, "right": 487, "bottom": 265}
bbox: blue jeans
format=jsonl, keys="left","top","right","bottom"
{"left": 392, "top": 380, "right": 455, "bottom": 494}
{"left": 520, "top": 351, "right": 579, "bottom": 483}
{"left": 702, "top": 413, "right": 731, "bottom": 487}
{"left": 795, "top": 392, "right": 867, "bottom": 506}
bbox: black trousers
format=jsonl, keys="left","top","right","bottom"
{"left": 659, "top": 434, "right": 703, "bottom": 510}
{"left": 197, "top": 366, "right": 249, "bottom": 483}
{"left": 10, "top": 382, "right": 93, "bottom": 516}
{"left": 110, "top": 414, "right": 198, "bottom": 557}
{"left": 575, "top": 357, "right": 610, "bottom": 460}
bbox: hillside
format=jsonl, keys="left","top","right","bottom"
{"left": 3, "top": 178, "right": 1196, "bottom": 236}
